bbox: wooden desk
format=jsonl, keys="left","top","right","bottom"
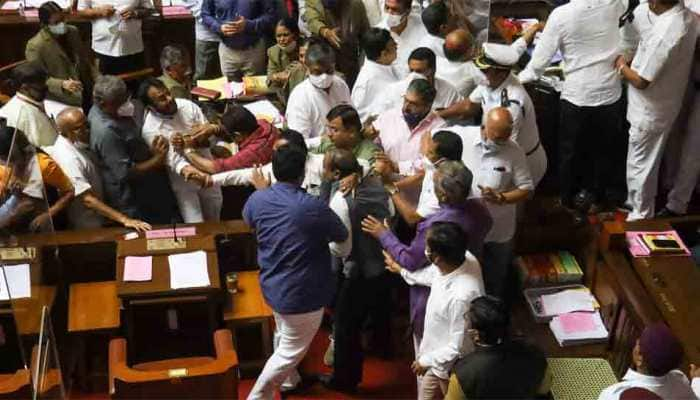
{"left": 595, "top": 219, "right": 700, "bottom": 376}
{"left": 116, "top": 234, "right": 221, "bottom": 299}
{"left": 623, "top": 220, "right": 700, "bottom": 365}
{"left": 68, "top": 281, "right": 120, "bottom": 333}
{"left": 0, "top": 10, "right": 195, "bottom": 71}
{"left": 222, "top": 271, "right": 273, "bottom": 374}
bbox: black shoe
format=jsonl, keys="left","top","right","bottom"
{"left": 656, "top": 207, "right": 684, "bottom": 218}
{"left": 280, "top": 374, "right": 319, "bottom": 398}
{"left": 317, "top": 374, "right": 358, "bottom": 394}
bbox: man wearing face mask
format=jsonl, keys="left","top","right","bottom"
{"left": 157, "top": 45, "right": 193, "bottom": 100}
{"left": 439, "top": 43, "right": 547, "bottom": 190}
{"left": 362, "top": 161, "right": 490, "bottom": 378}
{"left": 138, "top": 78, "right": 222, "bottom": 223}
{"left": 375, "top": 0, "right": 429, "bottom": 78}
{"left": 286, "top": 41, "right": 351, "bottom": 138}
{"left": 380, "top": 47, "right": 463, "bottom": 112}
{"left": 26, "top": 1, "right": 96, "bottom": 108}
{"left": 0, "top": 62, "right": 58, "bottom": 147}
{"left": 385, "top": 222, "right": 484, "bottom": 400}
{"left": 367, "top": 78, "right": 446, "bottom": 179}
{"left": 351, "top": 28, "right": 400, "bottom": 123}
{"left": 614, "top": 0, "right": 698, "bottom": 221}
{"left": 454, "top": 107, "right": 533, "bottom": 302}
{"left": 304, "top": 0, "right": 369, "bottom": 88}
{"left": 89, "top": 75, "right": 180, "bottom": 224}
{"left": 46, "top": 107, "right": 151, "bottom": 231}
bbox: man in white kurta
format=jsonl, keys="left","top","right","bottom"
{"left": 375, "top": 0, "right": 429, "bottom": 78}
{"left": 141, "top": 84, "right": 222, "bottom": 223}
{"left": 386, "top": 222, "right": 484, "bottom": 400}
{"left": 519, "top": 0, "right": 626, "bottom": 213}
{"left": 616, "top": 0, "right": 698, "bottom": 220}
{"left": 352, "top": 28, "right": 400, "bottom": 122}
{"left": 78, "top": 0, "right": 153, "bottom": 74}
{"left": 0, "top": 63, "right": 58, "bottom": 147}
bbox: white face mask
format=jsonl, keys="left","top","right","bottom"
{"left": 385, "top": 12, "right": 406, "bottom": 28}
{"left": 483, "top": 138, "right": 504, "bottom": 153}
{"left": 309, "top": 73, "right": 333, "bottom": 89}
{"left": 48, "top": 22, "right": 67, "bottom": 36}
{"left": 117, "top": 100, "right": 135, "bottom": 117}
{"left": 406, "top": 71, "right": 428, "bottom": 82}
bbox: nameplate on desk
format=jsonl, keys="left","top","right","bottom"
{"left": 146, "top": 227, "right": 196, "bottom": 239}
{"left": 146, "top": 238, "right": 187, "bottom": 251}
{"left": 0, "top": 247, "right": 36, "bottom": 261}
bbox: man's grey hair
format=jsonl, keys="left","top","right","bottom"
{"left": 160, "top": 45, "right": 187, "bottom": 71}
{"left": 305, "top": 41, "right": 336, "bottom": 67}
{"left": 436, "top": 160, "right": 473, "bottom": 202}
{"left": 93, "top": 75, "right": 128, "bottom": 105}
{"left": 407, "top": 78, "right": 437, "bottom": 104}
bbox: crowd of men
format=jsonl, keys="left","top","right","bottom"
{"left": 1, "top": 0, "right": 700, "bottom": 398}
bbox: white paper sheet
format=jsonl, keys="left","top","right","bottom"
{"left": 0, "top": 264, "right": 31, "bottom": 300}
{"left": 167, "top": 251, "right": 210, "bottom": 289}
{"left": 541, "top": 289, "right": 596, "bottom": 316}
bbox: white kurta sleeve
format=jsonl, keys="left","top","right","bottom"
{"left": 519, "top": 13, "right": 562, "bottom": 83}
{"left": 400, "top": 264, "right": 437, "bottom": 287}
{"left": 211, "top": 168, "right": 255, "bottom": 186}
{"left": 328, "top": 191, "right": 352, "bottom": 258}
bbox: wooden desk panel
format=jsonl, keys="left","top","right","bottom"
{"left": 223, "top": 271, "right": 272, "bottom": 322}
{"left": 624, "top": 220, "right": 700, "bottom": 365}
{"left": 68, "top": 281, "right": 120, "bottom": 333}
{"left": 116, "top": 235, "right": 221, "bottom": 299}
{"left": 8, "top": 285, "right": 56, "bottom": 335}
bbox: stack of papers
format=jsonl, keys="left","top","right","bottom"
{"left": 541, "top": 289, "right": 597, "bottom": 316}
{"left": 123, "top": 256, "right": 152, "bottom": 282}
{"left": 0, "top": 264, "right": 31, "bottom": 300}
{"left": 168, "top": 251, "right": 210, "bottom": 289}
{"left": 550, "top": 311, "right": 609, "bottom": 347}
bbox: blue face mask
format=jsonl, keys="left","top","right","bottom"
{"left": 403, "top": 110, "right": 427, "bottom": 128}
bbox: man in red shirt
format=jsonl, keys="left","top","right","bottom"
{"left": 175, "top": 105, "right": 279, "bottom": 173}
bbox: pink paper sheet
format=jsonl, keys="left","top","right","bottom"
{"left": 559, "top": 312, "right": 597, "bottom": 334}
{"left": 124, "top": 256, "right": 152, "bottom": 282}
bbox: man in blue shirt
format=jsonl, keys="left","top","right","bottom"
{"left": 201, "top": 0, "right": 276, "bottom": 80}
{"left": 244, "top": 144, "right": 348, "bottom": 400}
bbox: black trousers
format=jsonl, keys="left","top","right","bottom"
{"left": 558, "top": 97, "right": 627, "bottom": 205}
{"left": 96, "top": 52, "right": 145, "bottom": 76}
{"left": 332, "top": 272, "right": 390, "bottom": 387}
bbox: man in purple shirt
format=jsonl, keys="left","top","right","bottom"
{"left": 362, "top": 160, "right": 492, "bottom": 345}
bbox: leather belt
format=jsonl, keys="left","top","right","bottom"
{"left": 526, "top": 140, "right": 541, "bottom": 156}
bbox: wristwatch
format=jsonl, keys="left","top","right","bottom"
{"left": 384, "top": 184, "right": 399, "bottom": 195}
{"left": 184, "top": 147, "right": 196, "bottom": 155}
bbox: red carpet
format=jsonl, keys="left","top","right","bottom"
{"left": 239, "top": 327, "right": 418, "bottom": 399}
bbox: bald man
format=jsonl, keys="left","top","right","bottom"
{"left": 451, "top": 107, "right": 533, "bottom": 301}
{"left": 45, "top": 107, "right": 151, "bottom": 231}
{"left": 436, "top": 28, "right": 483, "bottom": 97}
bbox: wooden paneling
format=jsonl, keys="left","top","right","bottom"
{"left": 68, "top": 281, "right": 120, "bottom": 333}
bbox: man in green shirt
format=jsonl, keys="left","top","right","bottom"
{"left": 312, "top": 104, "right": 379, "bottom": 165}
